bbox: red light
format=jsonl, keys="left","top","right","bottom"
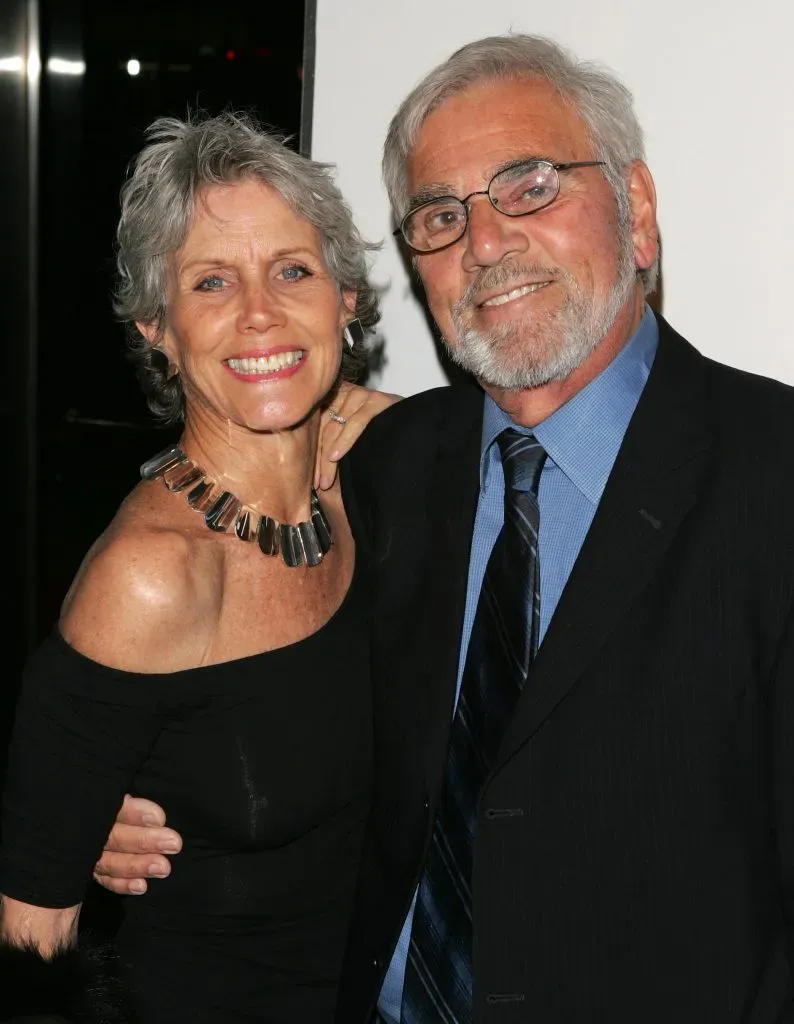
{"left": 226, "top": 49, "right": 236, "bottom": 61}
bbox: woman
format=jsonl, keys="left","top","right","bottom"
{"left": 0, "top": 112, "right": 396, "bottom": 1022}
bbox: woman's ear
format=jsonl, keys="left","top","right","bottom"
{"left": 341, "top": 289, "right": 358, "bottom": 321}
{"left": 137, "top": 321, "right": 178, "bottom": 374}
{"left": 135, "top": 320, "right": 159, "bottom": 345}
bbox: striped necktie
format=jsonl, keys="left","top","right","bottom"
{"left": 400, "top": 429, "right": 546, "bottom": 1024}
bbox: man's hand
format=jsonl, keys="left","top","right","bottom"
{"left": 316, "top": 384, "right": 401, "bottom": 491}
{"left": 93, "top": 795, "right": 182, "bottom": 896}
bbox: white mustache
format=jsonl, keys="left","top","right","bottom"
{"left": 454, "top": 263, "right": 570, "bottom": 316}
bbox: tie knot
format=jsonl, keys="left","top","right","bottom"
{"left": 497, "top": 428, "right": 546, "bottom": 495}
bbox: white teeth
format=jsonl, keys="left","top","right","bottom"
{"left": 481, "top": 281, "right": 550, "bottom": 307}
{"left": 227, "top": 351, "right": 304, "bottom": 374}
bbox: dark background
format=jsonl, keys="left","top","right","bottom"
{"left": 1, "top": 0, "right": 311, "bottom": 758}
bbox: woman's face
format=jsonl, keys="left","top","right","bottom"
{"left": 149, "top": 179, "right": 354, "bottom": 434}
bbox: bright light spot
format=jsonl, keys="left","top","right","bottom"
{"left": 127, "top": 58, "right": 140, "bottom": 76}
{"left": 47, "top": 57, "right": 86, "bottom": 76}
{"left": 0, "top": 56, "right": 24, "bottom": 73}
{"left": 26, "top": 50, "right": 41, "bottom": 83}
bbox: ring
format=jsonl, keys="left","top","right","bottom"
{"left": 328, "top": 409, "right": 347, "bottom": 425}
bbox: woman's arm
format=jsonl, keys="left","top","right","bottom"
{"left": 0, "top": 897, "right": 130, "bottom": 1022}
{"left": 0, "top": 526, "right": 200, "bottom": 1019}
{"left": 0, "top": 894, "right": 79, "bottom": 955}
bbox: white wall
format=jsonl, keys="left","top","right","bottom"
{"left": 312, "top": 0, "right": 794, "bottom": 396}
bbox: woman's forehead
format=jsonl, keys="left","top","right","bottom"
{"left": 181, "top": 180, "right": 321, "bottom": 256}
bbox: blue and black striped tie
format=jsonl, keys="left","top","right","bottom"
{"left": 400, "top": 429, "right": 546, "bottom": 1024}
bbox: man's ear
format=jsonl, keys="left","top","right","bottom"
{"left": 627, "top": 161, "right": 658, "bottom": 275}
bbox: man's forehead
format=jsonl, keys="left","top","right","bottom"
{"left": 405, "top": 77, "right": 589, "bottom": 197}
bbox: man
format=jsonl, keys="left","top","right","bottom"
{"left": 96, "top": 35, "right": 794, "bottom": 1023}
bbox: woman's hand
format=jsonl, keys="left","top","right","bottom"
{"left": 315, "top": 383, "right": 401, "bottom": 490}
{"left": 93, "top": 794, "right": 182, "bottom": 896}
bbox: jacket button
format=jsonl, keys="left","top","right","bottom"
{"left": 487, "top": 992, "right": 525, "bottom": 1004}
{"left": 484, "top": 807, "right": 524, "bottom": 819}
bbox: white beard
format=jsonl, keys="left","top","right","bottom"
{"left": 446, "top": 228, "right": 637, "bottom": 390}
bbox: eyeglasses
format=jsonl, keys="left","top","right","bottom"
{"left": 395, "top": 158, "right": 605, "bottom": 254}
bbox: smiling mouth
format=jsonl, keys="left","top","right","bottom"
{"left": 480, "top": 281, "right": 552, "bottom": 308}
{"left": 225, "top": 350, "right": 305, "bottom": 375}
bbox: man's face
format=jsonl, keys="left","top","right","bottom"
{"left": 406, "top": 76, "right": 644, "bottom": 390}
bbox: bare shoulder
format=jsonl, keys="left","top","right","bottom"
{"left": 60, "top": 484, "right": 220, "bottom": 673}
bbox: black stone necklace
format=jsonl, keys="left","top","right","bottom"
{"left": 140, "top": 446, "right": 333, "bottom": 568}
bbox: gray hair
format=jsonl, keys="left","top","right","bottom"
{"left": 383, "top": 34, "right": 658, "bottom": 294}
{"left": 115, "top": 112, "right": 380, "bottom": 423}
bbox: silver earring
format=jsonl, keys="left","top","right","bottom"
{"left": 343, "top": 318, "right": 364, "bottom": 351}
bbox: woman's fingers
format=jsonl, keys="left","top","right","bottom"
{"left": 316, "top": 386, "right": 401, "bottom": 490}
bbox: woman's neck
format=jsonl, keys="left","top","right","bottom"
{"left": 179, "top": 410, "right": 321, "bottom": 524}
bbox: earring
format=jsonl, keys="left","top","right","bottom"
{"left": 343, "top": 318, "right": 364, "bottom": 351}
{"left": 151, "top": 346, "right": 179, "bottom": 379}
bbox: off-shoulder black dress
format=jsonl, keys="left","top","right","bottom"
{"left": 0, "top": 565, "right": 371, "bottom": 1023}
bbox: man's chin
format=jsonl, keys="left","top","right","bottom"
{"left": 476, "top": 361, "right": 562, "bottom": 391}
{"left": 450, "top": 323, "right": 603, "bottom": 391}
{"left": 450, "top": 344, "right": 563, "bottom": 391}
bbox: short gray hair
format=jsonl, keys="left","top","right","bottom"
{"left": 115, "top": 112, "right": 380, "bottom": 423}
{"left": 383, "top": 34, "right": 658, "bottom": 294}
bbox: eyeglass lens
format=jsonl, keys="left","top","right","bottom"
{"left": 402, "top": 160, "right": 559, "bottom": 252}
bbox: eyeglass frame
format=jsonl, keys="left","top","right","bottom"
{"left": 394, "top": 159, "right": 606, "bottom": 254}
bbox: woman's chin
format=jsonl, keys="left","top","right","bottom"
{"left": 231, "top": 403, "right": 321, "bottom": 436}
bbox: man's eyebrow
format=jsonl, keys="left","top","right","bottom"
{"left": 493, "top": 155, "right": 556, "bottom": 175}
{"left": 406, "top": 182, "right": 459, "bottom": 210}
{"left": 406, "top": 156, "right": 558, "bottom": 210}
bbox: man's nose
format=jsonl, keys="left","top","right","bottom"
{"left": 460, "top": 195, "right": 530, "bottom": 271}
{"left": 237, "top": 284, "right": 286, "bottom": 333}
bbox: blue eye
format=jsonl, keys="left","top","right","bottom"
{"left": 196, "top": 275, "right": 225, "bottom": 291}
{"left": 281, "top": 263, "right": 311, "bottom": 281}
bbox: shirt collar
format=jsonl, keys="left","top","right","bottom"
{"left": 480, "top": 305, "right": 659, "bottom": 504}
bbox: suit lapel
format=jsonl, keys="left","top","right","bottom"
{"left": 416, "top": 390, "right": 483, "bottom": 795}
{"left": 496, "top": 320, "right": 713, "bottom": 770}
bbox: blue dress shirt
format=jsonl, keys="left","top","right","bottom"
{"left": 377, "top": 308, "right": 659, "bottom": 1023}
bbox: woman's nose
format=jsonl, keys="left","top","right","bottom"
{"left": 237, "top": 285, "right": 286, "bottom": 333}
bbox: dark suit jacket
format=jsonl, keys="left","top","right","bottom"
{"left": 337, "top": 316, "right": 794, "bottom": 1023}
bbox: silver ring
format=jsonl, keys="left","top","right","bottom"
{"left": 328, "top": 408, "right": 347, "bottom": 425}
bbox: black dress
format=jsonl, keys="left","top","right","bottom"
{"left": 0, "top": 565, "right": 372, "bottom": 1023}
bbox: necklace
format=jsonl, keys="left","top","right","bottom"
{"left": 140, "top": 446, "right": 333, "bottom": 568}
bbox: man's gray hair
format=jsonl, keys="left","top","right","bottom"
{"left": 115, "top": 112, "right": 380, "bottom": 423}
{"left": 383, "top": 34, "right": 658, "bottom": 294}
